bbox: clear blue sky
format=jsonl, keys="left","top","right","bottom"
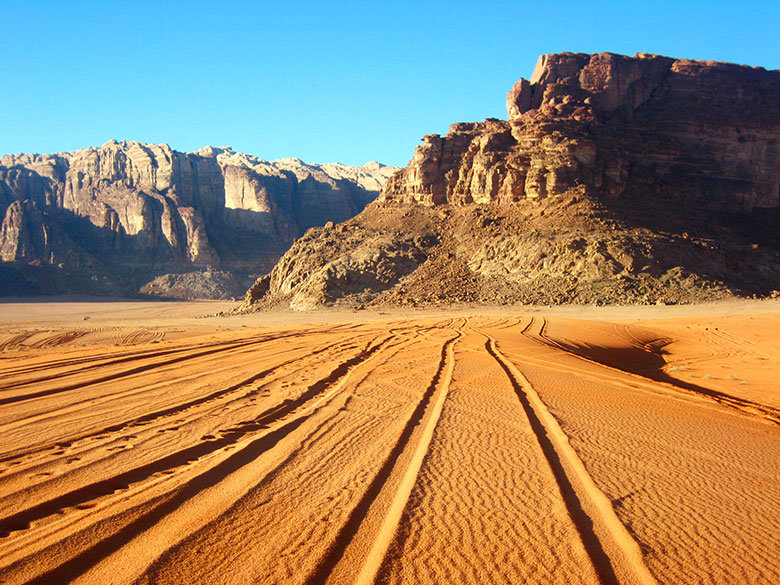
{"left": 1, "top": 1, "right": 778, "bottom": 167}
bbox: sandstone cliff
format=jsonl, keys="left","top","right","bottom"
{"left": 0, "top": 142, "right": 397, "bottom": 297}
{"left": 245, "top": 52, "right": 780, "bottom": 310}
{"left": 381, "top": 52, "right": 779, "bottom": 210}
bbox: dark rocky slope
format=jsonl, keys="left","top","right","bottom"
{"left": 0, "top": 142, "right": 396, "bottom": 298}
{"left": 244, "top": 52, "right": 780, "bottom": 310}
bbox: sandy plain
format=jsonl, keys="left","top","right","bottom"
{"left": 0, "top": 298, "right": 778, "bottom": 585}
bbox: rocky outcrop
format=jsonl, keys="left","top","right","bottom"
{"left": 1, "top": 200, "right": 50, "bottom": 263}
{"left": 0, "top": 142, "right": 397, "bottom": 297}
{"left": 246, "top": 218, "right": 434, "bottom": 311}
{"left": 381, "top": 52, "right": 780, "bottom": 211}
{"left": 139, "top": 268, "right": 254, "bottom": 301}
{"left": 245, "top": 52, "right": 780, "bottom": 311}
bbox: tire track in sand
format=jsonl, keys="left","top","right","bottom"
{"left": 305, "top": 323, "right": 463, "bottom": 585}
{"left": 484, "top": 332, "right": 658, "bottom": 585}
{"left": 0, "top": 335, "right": 372, "bottom": 468}
{"left": 0, "top": 335, "right": 303, "bottom": 402}
{"left": 0, "top": 328, "right": 327, "bottom": 388}
{"left": 0, "top": 333, "right": 35, "bottom": 352}
{"left": 20, "top": 328, "right": 422, "bottom": 585}
{"left": 0, "top": 335, "right": 396, "bottom": 540}
{"left": 2, "top": 324, "right": 363, "bottom": 378}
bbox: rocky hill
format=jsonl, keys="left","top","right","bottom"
{"left": 0, "top": 142, "right": 397, "bottom": 298}
{"left": 244, "top": 52, "right": 780, "bottom": 310}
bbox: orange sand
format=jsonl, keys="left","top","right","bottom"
{"left": 0, "top": 299, "right": 778, "bottom": 584}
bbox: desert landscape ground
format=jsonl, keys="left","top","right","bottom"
{"left": 0, "top": 299, "right": 777, "bottom": 585}
{"left": 3, "top": 2, "right": 779, "bottom": 582}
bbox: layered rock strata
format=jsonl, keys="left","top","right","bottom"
{"left": 381, "top": 52, "right": 780, "bottom": 211}
{"left": 246, "top": 52, "right": 780, "bottom": 310}
{"left": 0, "top": 142, "right": 396, "bottom": 297}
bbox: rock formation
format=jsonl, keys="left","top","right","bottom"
{"left": 245, "top": 52, "right": 780, "bottom": 310}
{"left": 0, "top": 142, "right": 397, "bottom": 297}
{"left": 382, "top": 52, "right": 780, "bottom": 210}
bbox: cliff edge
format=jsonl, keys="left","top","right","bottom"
{"left": 244, "top": 52, "right": 780, "bottom": 310}
{"left": 0, "top": 142, "right": 397, "bottom": 298}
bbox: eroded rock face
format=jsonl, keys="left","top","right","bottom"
{"left": 246, "top": 223, "right": 434, "bottom": 311}
{"left": 0, "top": 200, "right": 50, "bottom": 263}
{"left": 382, "top": 52, "right": 780, "bottom": 211}
{"left": 0, "top": 142, "right": 397, "bottom": 296}
{"left": 246, "top": 52, "right": 780, "bottom": 311}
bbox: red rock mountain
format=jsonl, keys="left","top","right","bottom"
{"left": 382, "top": 52, "right": 779, "bottom": 209}
{"left": 0, "top": 142, "right": 397, "bottom": 297}
{"left": 245, "top": 52, "right": 780, "bottom": 310}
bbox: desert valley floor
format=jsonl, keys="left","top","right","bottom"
{"left": 0, "top": 299, "right": 777, "bottom": 585}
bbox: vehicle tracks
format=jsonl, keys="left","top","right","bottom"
{"left": 0, "top": 334, "right": 396, "bottom": 539}
{"left": 0, "top": 334, "right": 375, "bottom": 472}
{"left": 484, "top": 331, "right": 658, "bottom": 585}
{"left": 305, "top": 323, "right": 463, "bottom": 585}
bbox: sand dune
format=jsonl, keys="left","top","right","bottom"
{"left": 0, "top": 301, "right": 778, "bottom": 584}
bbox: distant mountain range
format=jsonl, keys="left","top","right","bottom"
{"left": 0, "top": 141, "right": 397, "bottom": 298}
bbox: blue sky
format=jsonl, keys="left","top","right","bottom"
{"left": 1, "top": 1, "right": 778, "bottom": 167}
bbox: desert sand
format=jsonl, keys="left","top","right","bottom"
{"left": 0, "top": 299, "right": 778, "bottom": 584}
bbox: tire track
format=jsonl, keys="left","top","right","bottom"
{"left": 120, "top": 330, "right": 165, "bottom": 346}
{"left": 487, "top": 348, "right": 692, "bottom": 407}
{"left": 121, "top": 329, "right": 441, "bottom": 585}
{"left": 0, "top": 340, "right": 318, "bottom": 435}
{"left": 0, "top": 332, "right": 305, "bottom": 394}
{"left": 0, "top": 334, "right": 397, "bottom": 539}
{"left": 0, "top": 323, "right": 411, "bottom": 390}
{"left": 15, "top": 416, "right": 309, "bottom": 585}
{"left": 0, "top": 333, "right": 35, "bottom": 352}
{"left": 709, "top": 326, "right": 767, "bottom": 354}
{"left": 10, "top": 327, "right": 426, "bottom": 585}
{"left": 0, "top": 326, "right": 428, "bottom": 468}
{"left": 305, "top": 322, "right": 463, "bottom": 585}
{"left": 0, "top": 331, "right": 335, "bottom": 406}
{"left": 0, "top": 324, "right": 358, "bottom": 382}
{"left": 0, "top": 335, "right": 373, "bottom": 467}
{"left": 28, "top": 331, "right": 92, "bottom": 349}
{"left": 483, "top": 332, "right": 658, "bottom": 585}
{"left": 351, "top": 325, "right": 462, "bottom": 585}
{"left": 116, "top": 326, "right": 442, "bottom": 585}
{"left": 0, "top": 329, "right": 380, "bottom": 431}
